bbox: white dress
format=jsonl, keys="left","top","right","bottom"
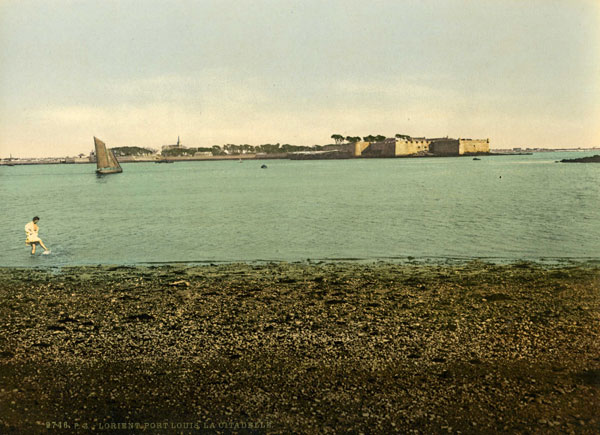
{"left": 25, "top": 221, "right": 41, "bottom": 244}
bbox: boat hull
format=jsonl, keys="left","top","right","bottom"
{"left": 96, "top": 167, "right": 123, "bottom": 174}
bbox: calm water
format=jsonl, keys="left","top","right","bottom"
{"left": 1, "top": 152, "right": 599, "bottom": 267}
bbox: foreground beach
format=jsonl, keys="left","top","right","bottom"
{"left": 0, "top": 262, "right": 599, "bottom": 434}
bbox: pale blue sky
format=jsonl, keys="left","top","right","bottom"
{"left": 1, "top": 0, "right": 598, "bottom": 157}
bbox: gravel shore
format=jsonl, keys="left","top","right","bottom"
{"left": 1, "top": 261, "right": 599, "bottom": 434}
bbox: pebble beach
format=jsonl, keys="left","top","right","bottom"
{"left": 1, "top": 261, "right": 599, "bottom": 434}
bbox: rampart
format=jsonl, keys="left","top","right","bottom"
{"left": 429, "top": 140, "right": 459, "bottom": 156}
{"left": 360, "top": 139, "right": 396, "bottom": 157}
{"left": 357, "top": 138, "right": 432, "bottom": 157}
{"left": 429, "top": 138, "right": 489, "bottom": 155}
{"left": 459, "top": 138, "right": 489, "bottom": 154}
{"left": 353, "top": 141, "right": 371, "bottom": 157}
{"left": 395, "top": 138, "right": 430, "bottom": 156}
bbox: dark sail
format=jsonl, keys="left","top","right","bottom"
{"left": 94, "top": 137, "right": 122, "bottom": 174}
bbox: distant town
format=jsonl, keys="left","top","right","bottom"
{"left": 1, "top": 134, "right": 599, "bottom": 165}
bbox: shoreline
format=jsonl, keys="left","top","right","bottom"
{"left": 6, "top": 255, "right": 600, "bottom": 270}
{"left": 2, "top": 148, "right": 599, "bottom": 166}
{"left": 8, "top": 253, "right": 600, "bottom": 274}
{"left": 1, "top": 261, "right": 599, "bottom": 433}
{"left": 1, "top": 150, "right": 584, "bottom": 166}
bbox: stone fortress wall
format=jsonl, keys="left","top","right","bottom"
{"left": 355, "top": 136, "right": 490, "bottom": 157}
{"left": 459, "top": 138, "right": 490, "bottom": 154}
{"left": 395, "top": 137, "right": 430, "bottom": 156}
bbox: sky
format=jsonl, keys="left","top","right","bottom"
{"left": 0, "top": 0, "right": 599, "bottom": 158}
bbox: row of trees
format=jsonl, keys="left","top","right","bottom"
{"left": 331, "top": 134, "right": 413, "bottom": 144}
{"left": 112, "top": 146, "right": 156, "bottom": 157}
{"left": 113, "top": 144, "right": 329, "bottom": 157}
{"left": 162, "top": 147, "right": 214, "bottom": 157}
{"left": 330, "top": 134, "right": 361, "bottom": 144}
{"left": 163, "top": 143, "right": 323, "bottom": 157}
{"left": 218, "top": 143, "right": 316, "bottom": 155}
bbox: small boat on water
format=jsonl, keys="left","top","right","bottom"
{"left": 155, "top": 158, "right": 173, "bottom": 163}
{"left": 94, "top": 137, "right": 122, "bottom": 175}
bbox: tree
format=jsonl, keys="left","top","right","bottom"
{"left": 211, "top": 145, "right": 225, "bottom": 156}
{"left": 331, "top": 134, "right": 344, "bottom": 144}
{"left": 257, "top": 143, "right": 282, "bottom": 154}
{"left": 345, "top": 136, "right": 361, "bottom": 143}
{"left": 363, "top": 135, "right": 376, "bottom": 142}
{"left": 395, "top": 134, "right": 411, "bottom": 140}
{"left": 375, "top": 135, "right": 386, "bottom": 142}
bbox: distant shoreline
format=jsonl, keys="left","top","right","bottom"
{"left": 8, "top": 150, "right": 594, "bottom": 166}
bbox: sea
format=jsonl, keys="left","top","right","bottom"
{"left": 1, "top": 151, "right": 599, "bottom": 268}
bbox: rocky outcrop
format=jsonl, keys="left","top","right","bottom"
{"left": 560, "top": 155, "right": 600, "bottom": 163}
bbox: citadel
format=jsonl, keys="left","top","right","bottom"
{"left": 351, "top": 136, "right": 490, "bottom": 158}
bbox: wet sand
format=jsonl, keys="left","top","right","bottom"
{"left": 0, "top": 261, "right": 599, "bottom": 434}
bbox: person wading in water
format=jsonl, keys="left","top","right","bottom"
{"left": 25, "top": 216, "right": 50, "bottom": 255}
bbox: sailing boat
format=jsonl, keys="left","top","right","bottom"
{"left": 94, "top": 137, "right": 122, "bottom": 174}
